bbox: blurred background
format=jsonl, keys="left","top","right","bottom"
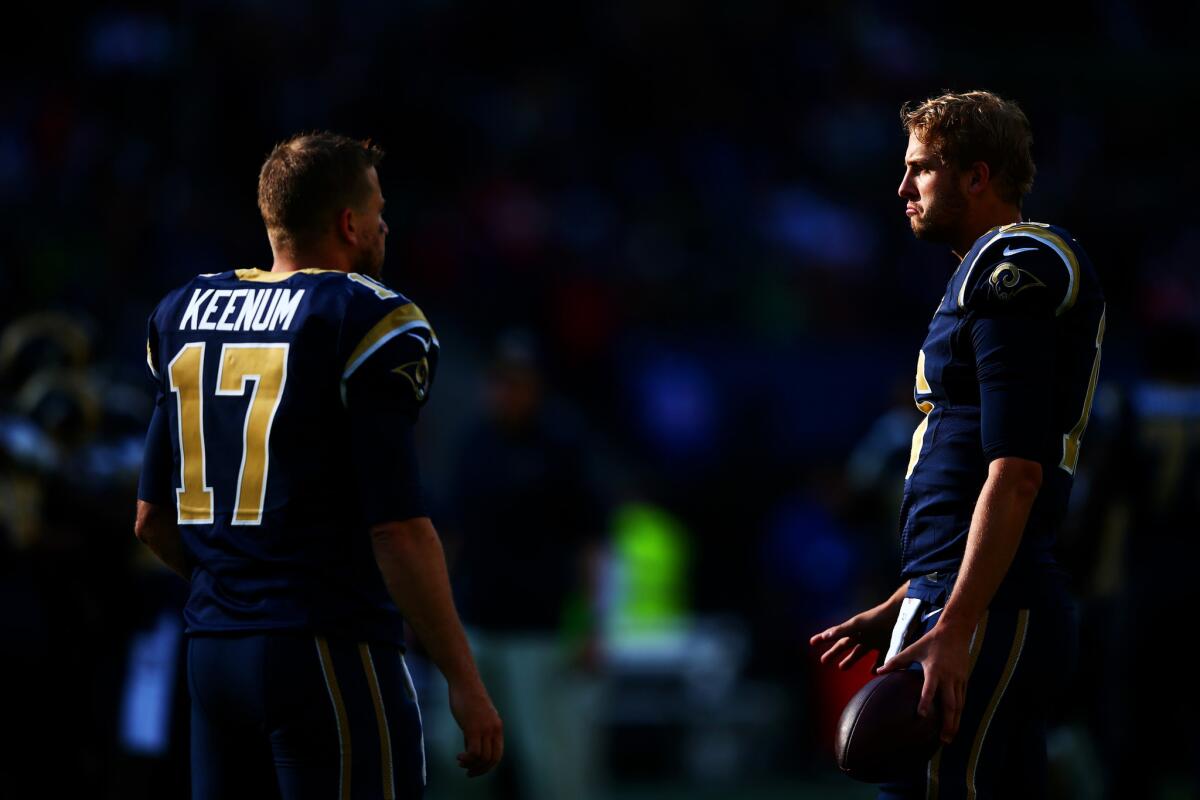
{"left": 2, "top": 1, "right": 1198, "bottom": 798}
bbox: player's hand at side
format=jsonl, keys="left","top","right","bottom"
{"left": 449, "top": 678, "right": 503, "bottom": 777}
{"left": 809, "top": 603, "right": 897, "bottom": 671}
{"left": 875, "top": 624, "right": 971, "bottom": 744}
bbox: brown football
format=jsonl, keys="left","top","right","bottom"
{"left": 835, "top": 669, "right": 942, "bottom": 783}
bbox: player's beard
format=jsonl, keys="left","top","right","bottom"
{"left": 353, "top": 241, "right": 385, "bottom": 278}
{"left": 910, "top": 183, "right": 968, "bottom": 246}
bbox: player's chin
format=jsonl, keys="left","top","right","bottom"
{"left": 910, "top": 220, "right": 946, "bottom": 243}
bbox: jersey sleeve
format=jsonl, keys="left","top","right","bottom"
{"left": 961, "top": 231, "right": 1080, "bottom": 319}
{"left": 339, "top": 277, "right": 441, "bottom": 525}
{"left": 145, "top": 308, "right": 164, "bottom": 388}
{"left": 138, "top": 400, "right": 175, "bottom": 504}
{"left": 139, "top": 310, "right": 174, "bottom": 504}
{"left": 963, "top": 237, "right": 1071, "bottom": 463}
{"left": 339, "top": 283, "right": 440, "bottom": 420}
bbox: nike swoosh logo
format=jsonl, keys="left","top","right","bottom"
{"left": 1002, "top": 245, "right": 1038, "bottom": 256}
{"left": 921, "top": 607, "right": 944, "bottom": 622}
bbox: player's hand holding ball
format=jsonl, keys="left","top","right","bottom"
{"left": 835, "top": 668, "right": 942, "bottom": 782}
{"left": 875, "top": 623, "right": 971, "bottom": 745}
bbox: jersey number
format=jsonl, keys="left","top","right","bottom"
{"left": 906, "top": 350, "right": 935, "bottom": 479}
{"left": 167, "top": 342, "right": 289, "bottom": 524}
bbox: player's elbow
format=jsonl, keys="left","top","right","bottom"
{"left": 134, "top": 500, "right": 167, "bottom": 545}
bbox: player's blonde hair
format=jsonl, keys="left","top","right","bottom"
{"left": 901, "top": 90, "right": 1036, "bottom": 206}
{"left": 257, "top": 132, "right": 384, "bottom": 251}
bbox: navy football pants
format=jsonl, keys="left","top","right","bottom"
{"left": 189, "top": 634, "right": 425, "bottom": 800}
{"left": 878, "top": 574, "right": 1078, "bottom": 800}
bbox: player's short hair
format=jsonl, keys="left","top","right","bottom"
{"left": 257, "top": 132, "right": 385, "bottom": 250}
{"left": 900, "top": 90, "right": 1036, "bottom": 206}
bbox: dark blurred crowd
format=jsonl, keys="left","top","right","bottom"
{"left": 2, "top": 1, "right": 1198, "bottom": 797}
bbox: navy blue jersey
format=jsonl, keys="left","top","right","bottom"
{"left": 899, "top": 222, "right": 1105, "bottom": 603}
{"left": 138, "top": 268, "right": 439, "bottom": 645}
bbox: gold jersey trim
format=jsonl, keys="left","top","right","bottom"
{"left": 316, "top": 637, "right": 353, "bottom": 800}
{"left": 343, "top": 304, "right": 435, "bottom": 380}
{"left": 233, "top": 267, "right": 340, "bottom": 282}
{"left": 957, "top": 223, "right": 1081, "bottom": 315}
{"left": 359, "top": 643, "right": 396, "bottom": 799}
{"left": 965, "top": 609, "right": 1028, "bottom": 798}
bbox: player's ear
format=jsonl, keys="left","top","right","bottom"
{"left": 966, "top": 161, "right": 990, "bottom": 195}
{"left": 335, "top": 207, "right": 358, "bottom": 245}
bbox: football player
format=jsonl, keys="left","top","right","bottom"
{"left": 811, "top": 91, "right": 1105, "bottom": 798}
{"left": 134, "top": 133, "right": 502, "bottom": 799}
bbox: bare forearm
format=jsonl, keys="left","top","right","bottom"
{"left": 371, "top": 518, "right": 481, "bottom": 687}
{"left": 864, "top": 580, "right": 911, "bottom": 629}
{"left": 938, "top": 459, "right": 1040, "bottom": 636}
{"left": 883, "top": 580, "right": 911, "bottom": 612}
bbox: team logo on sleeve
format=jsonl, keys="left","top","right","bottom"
{"left": 989, "top": 262, "right": 1045, "bottom": 301}
{"left": 393, "top": 357, "right": 431, "bottom": 401}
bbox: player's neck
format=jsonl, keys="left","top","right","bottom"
{"left": 951, "top": 204, "right": 1024, "bottom": 262}
{"left": 270, "top": 246, "right": 352, "bottom": 274}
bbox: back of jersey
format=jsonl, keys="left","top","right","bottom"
{"left": 142, "top": 268, "right": 438, "bottom": 645}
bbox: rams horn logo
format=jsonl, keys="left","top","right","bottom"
{"left": 989, "top": 262, "right": 1045, "bottom": 301}
{"left": 392, "top": 357, "right": 431, "bottom": 401}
